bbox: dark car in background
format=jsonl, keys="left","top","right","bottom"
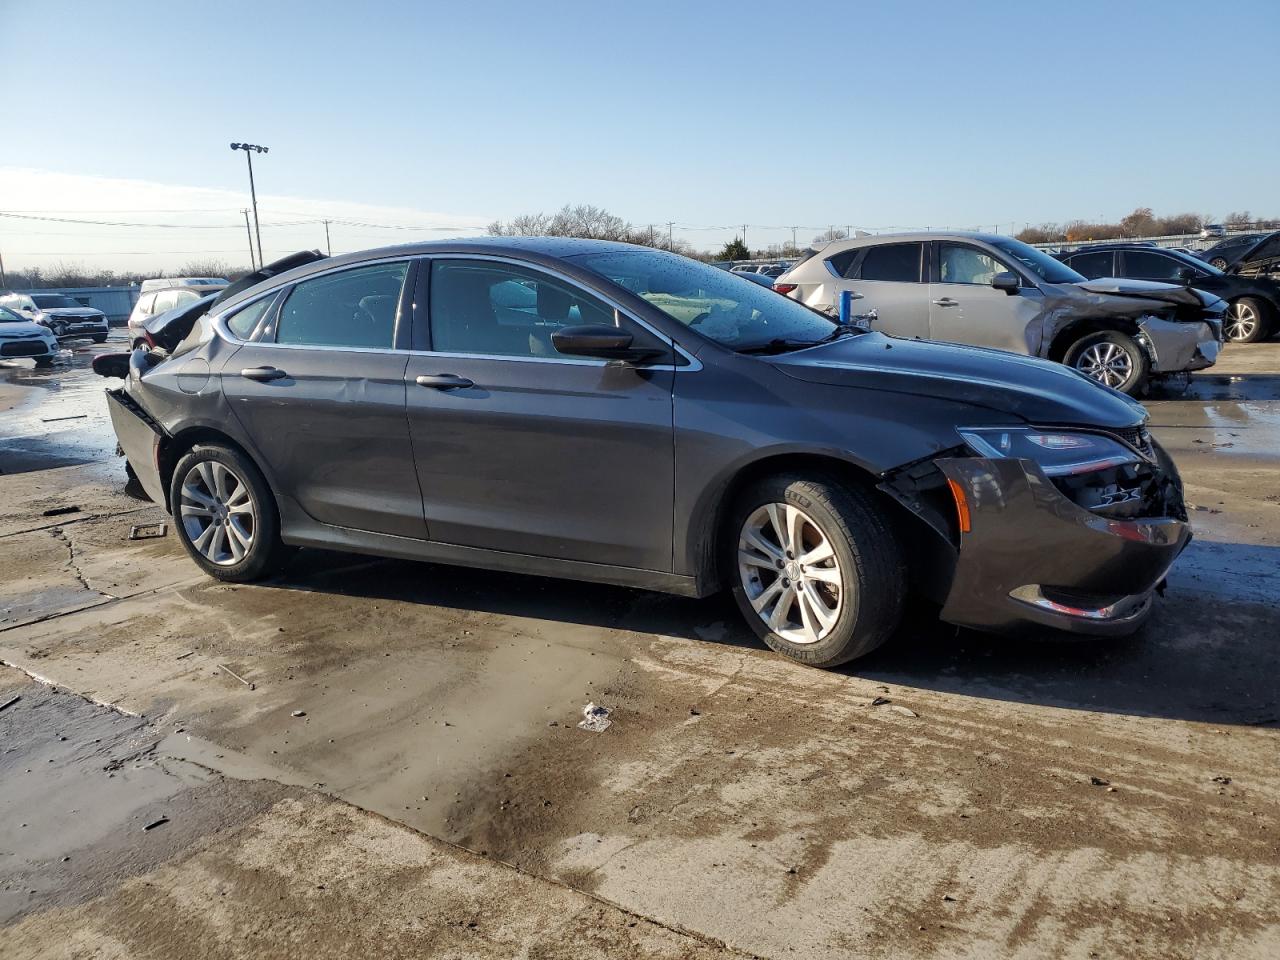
{"left": 1057, "top": 244, "right": 1279, "bottom": 343}
{"left": 1196, "top": 233, "right": 1265, "bottom": 270}
{"left": 1227, "top": 230, "right": 1280, "bottom": 281}
{"left": 97, "top": 240, "right": 1191, "bottom": 670}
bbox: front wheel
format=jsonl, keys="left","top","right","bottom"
{"left": 34, "top": 357, "right": 54, "bottom": 368}
{"left": 1065, "top": 330, "right": 1149, "bottom": 395}
{"left": 728, "top": 474, "right": 905, "bottom": 668}
{"left": 92, "top": 334, "right": 108, "bottom": 344}
{"left": 1224, "top": 297, "right": 1269, "bottom": 343}
{"left": 169, "top": 443, "right": 290, "bottom": 582}
{"left": 1209, "top": 257, "right": 1229, "bottom": 270}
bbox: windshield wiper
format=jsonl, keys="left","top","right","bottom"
{"left": 737, "top": 324, "right": 860, "bottom": 356}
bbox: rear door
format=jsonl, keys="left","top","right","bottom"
{"left": 220, "top": 260, "right": 426, "bottom": 538}
{"left": 927, "top": 241, "right": 1044, "bottom": 354}
{"left": 1061, "top": 250, "right": 1115, "bottom": 279}
{"left": 404, "top": 257, "right": 675, "bottom": 570}
{"left": 839, "top": 242, "right": 929, "bottom": 339}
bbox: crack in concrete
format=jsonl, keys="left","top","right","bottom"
{"left": 49, "top": 525, "right": 116, "bottom": 600}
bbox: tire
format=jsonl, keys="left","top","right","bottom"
{"left": 169, "top": 443, "right": 290, "bottom": 582}
{"left": 1224, "top": 297, "right": 1269, "bottom": 343}
{"left": 34, "top": 357, "right": 53, "bottom": 368}
{"left": 1209, "top": 257, "right": 1228, "bottom": 270}
{"left": 727, "top": 473, "right": 906, "bottom": 668}
{"left": 1065, "top": 330, "right": 1149, "bottom": 396}
{"left": 92, "top": 334, "right": 108, "bottom": 344}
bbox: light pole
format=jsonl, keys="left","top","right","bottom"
{"left": 241, "top": 208, "right": 256, "bottom": 270}
{"left": 230, "top": 142, "right": 268, "bottom": 267}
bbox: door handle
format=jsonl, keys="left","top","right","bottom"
{"left": 932, "top": 297, "right": 959, "bottom": 306}
{"left": 240, "top": 366, "right": 287, "bottom": 381}
{"left": 416, "top": 373, "right": 474, "bottom": 390}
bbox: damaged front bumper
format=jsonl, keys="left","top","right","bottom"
{"left": 1138, "top": 317, "right": 1221, "bottom": 374}
{"left": 932, "top": 456, "right": 1190, "bottom": 637}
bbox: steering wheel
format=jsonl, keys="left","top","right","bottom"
{"left": 689, "top": 311, "right": 711, "bottom": 327}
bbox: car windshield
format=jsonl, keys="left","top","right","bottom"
{"left": 573, "top": 249, "right": 840, "bottom": 352}
{"left": 0, "top": 306, "right": 26, "bottom": 323}
{"left": 32, "top": 294, "right": 81, "bottom": 309}
{"left": 986, "top": 236, "right": 1085, "bottom": 284}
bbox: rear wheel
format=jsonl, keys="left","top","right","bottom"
{"left": 1209, "top": 257, "right": 1229, "bottom": 270}
{"left": 1224, "top": 297, "right": 1268, "bottom": 343}
{"left": 727, "top": 474, "right": 905, "bottom": 668}
{"left": 1065, "top": 330, "right": 1149, "bottom": 395}
{"left": 169, "top": 443, "right": 289, "bottom": 582}
{"left": 92, "top": 334, "right": 108, "bottom": 344}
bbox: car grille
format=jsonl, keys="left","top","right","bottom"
{"left": 1, "top": 339, "right": 49, "bottom": 357}
{"left": 1110, "top": 425, "right": 1155, "bottom": 460}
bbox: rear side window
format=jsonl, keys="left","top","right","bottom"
{"left": 276, "top": 262, "right": 408, "bottom": 349}
{"left": 857, "top": 243, "right": 923, "bottom": 282}
{"left": 137, "top": 293, "right": 157, "bottom": 315}
{"left": 1064, "top": 250, "right": 1114, "bottom": 278}
{"left": 226, "top": 294, "right": 278, "bottom": 339}
{"left": 825, "top": 249, "right": 860, "bottom": 278}
{"left": 1122, "top": 251, "right": 1182, "bottom": 281}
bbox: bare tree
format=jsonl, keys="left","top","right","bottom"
{"left": 812, "top": 228, "right": 848, "bottom": 244}
{"left": 487, "top": 203, "right": 694, "bottom": 254}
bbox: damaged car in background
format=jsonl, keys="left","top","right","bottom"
{"left": 774, "top": 232, "right": 1224, "bottom": 395}
{"left": 95, "top": 240, "right": 1190, "bottom": 669}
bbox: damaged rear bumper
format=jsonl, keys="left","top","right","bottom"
{"left": 106, "top": 387, "right": 168, "bottom": 506}
{"left": 933, "top": 457, "right": 1190, "bottom": 637}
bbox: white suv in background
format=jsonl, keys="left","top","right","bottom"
{"left": 128, "top": 278, "right": 228, "bottom": 346}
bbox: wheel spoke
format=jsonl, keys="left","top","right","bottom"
{"left": 750, "top": 577, "right": 784, "bottom": 614}
{"left": 209, "top": 524, "right": 227, "bottom": 562}
{"left": 226, "top": 483, "right": 251, "bottom": 508}
{"left": 742, "top": 527, "right": 783, "bottom": 563}
{"left": 193, "top": 522, "right": 217, "bottom": 553}
{"left": 765, "top": 504, "right": 789, "bottom": 554}
{"left": 226, "top": 522, "right": 246, "bottom": 562}
{"left": 767, "top": 585, "right": 797, "bottom": 631}
{"left": 180, "top": 504, "right": 213, "bottom": 519}
{"left": 196, "top": 462, "right": 218, "bottom": 499}
{"left": 798, "top": 539, "right": 834, "bottom": 565}
{"left": 738, "top": 548, "right": 776, "bottom": 570}
{"left": 182, "top": 483, "right": 216, "bottom": 509}
{"left": 800, "top": 587, "right": 838, "bottom": 633}
{"left": 804, "top": 565, "right": 841, "bottom": 585}
{"left": 210, "top": 463, "right": 231, "bottom": 500}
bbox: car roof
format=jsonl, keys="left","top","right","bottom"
{"left": 810, "top": 231, "right": 1009, "bottom": 254}
{"left": 214, "top": 237, "right": 655, "bottom": 311}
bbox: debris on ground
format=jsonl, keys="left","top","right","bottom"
{"left": 41, "top": 505, "right": 81, "bottom": 517}
{"left": 128, "top": 522, "right": 168, "bottom": 541}
{"left": 890, "top": 705, "right": 918, "bottom": 718}
{"left": 142, "top": 817, "right": 169, "bottom": 831}
{"left": 217, "top": 663, "right": 255, "bottom": 690}
{"left": 1212, "top": 775, "right": 1232, "bottom": 785}
{"left": 0, "top": 695, "right": 21, "bottom": 713}
{"left": 1090, "top": 777, "right": 1111, "bottom": 787}
{"left": 577, "top": 702, "right": 612, "bottom": 733}
{"left": 41, "top": 414, "right": 87, "bottom": 423}
{"left": 291, "top": 710, "right": 306, "bottom": 718}
{"left": 871, "top": 696, "right": 891, "bottom": 707}
{"left": 693, "top": 622, "right": 728, "bottom": 642}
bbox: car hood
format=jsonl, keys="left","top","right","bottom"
{"left": 39, "top": 307, "right": 105, "bottom": 318}
{"left": 0, "top": 320, "right": 53, "bottom": 339}
{"left": 770, "top": 332, "right": 1146, "bottom": 429}
{"left": 1069, "top": 277, "right": 1210, "bottom": 309}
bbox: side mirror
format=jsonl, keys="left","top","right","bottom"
{"left": 1176, "top": 266, "right": 1196, "bottom": 284}
{"left": 991, "top": 271, "right": 1021, "bottom": 294}
{"left": 552, "top": 324, "right": 659, "bottom": 362}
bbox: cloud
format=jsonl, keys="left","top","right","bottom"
{"left": 0, "top": 167, "right": 490, "bottom": 272}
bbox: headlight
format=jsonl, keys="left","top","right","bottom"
{"left": 958, "top": 427, "right": 1142, "bottom": 476}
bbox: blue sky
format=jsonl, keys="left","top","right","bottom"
{"left": 2, "top": 0, "right": 1278, "bottom": 268}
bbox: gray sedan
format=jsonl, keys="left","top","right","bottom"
{"left": 99, "top": 239, "right": 1190, "bottom": 668}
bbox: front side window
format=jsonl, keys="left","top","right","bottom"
{"left": 858, "top": 243, "right": 923, "bottom": 282}
{"left": 938, "top": 243, "right": 1013, "bottom": 284}
{"left": 153, "top": 290, "right": 180, "bottom": 314}
{"left": 429, "top": 260, "right": 615, "bottom": 358}
{"left": 986, "top": 236, "right": 1084, "bottom": 284}
{"left": 0, "top": 306, "right": 25, "bottom": 323}
{"left": 575, "top": 248, "right": 840, "bottom": 352}
{"left": 276, "top": 261, "right": 407, "bottom": 349}
{"left": 226, "top": 293, "right": 278, "bottom": 339}
{"left": 1064, "top": 250, "right": 1114, "bottom": 278}
{"left": 1122, "top": 251, "right": 1184, "bottom": 281}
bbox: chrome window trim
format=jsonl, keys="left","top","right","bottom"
{"left": 422, "top": 253, "right": 701, "bottom": 371}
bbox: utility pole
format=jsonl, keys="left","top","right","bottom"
{"left": 667, "top": 221, "right": 674, "bottom": 250}
{"left": 323, "top": 219, "right": 332, "bottom": 256}
{"left": 845, "top": 225, "right": 852, "bottom": 238}
{"left": 790, "top": 226, "right": 797, "bottom": 251}
{"left": 241, "top": 209, "right": 256, "bottom": 270}
{"left": 230, "top": 142, "right": 269, "bottom": 268}
{"left": 0, "top": 246, "right": 6, "bottom": 288}
{"left": 742, "top": 224, "right": 748, "bottom": 252}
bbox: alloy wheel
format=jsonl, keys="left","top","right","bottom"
{"left": 1075, "top": 342, "right": 1133, "bottom": 389}
{"left": 737, "top": 502, "right": 844, "bottom": 645}
{"left": 1225, "top": 302, "right": 1259, "bottom": 341}
{"left": 179, "top": 461, "right": 256, "bottom": 566}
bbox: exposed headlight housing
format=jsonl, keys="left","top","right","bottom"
{"left": 957, "top": 427, "right": 1143, "bottom": 476}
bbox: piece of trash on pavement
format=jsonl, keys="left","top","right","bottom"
{"left": 129, "top": 523, "right": 168, "bottom": 541}
{"left": 42, "top": 505, "right": 81, "bottom": 517}
{"left": 291, "top": 710, "right": 306, "bottom": 718}
{"left": 871, "top": 696, "right": 891, "bottom": 707}
{"left": 41, "top": 414, "right": 88, "bottom": 423}
{"left": 218, "top": 663, "right": 255, "bottom": 690}
{"left": 1090, "top": 776, "right": 1110, "bottom": 787}
{"left": 890, "top": 705, "right": 917, "bottom": 718}
{"left": 0, "top": 695, "right": 21, "bottom": 713}
{"left": 1211, "top": 775, "right": 1232, "bottom": 785}
{"left": 143, "top": 816, "right": 169, "bottom": 831}
{"left": 577, "top": 702, "right": 612, "bottom": 733}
